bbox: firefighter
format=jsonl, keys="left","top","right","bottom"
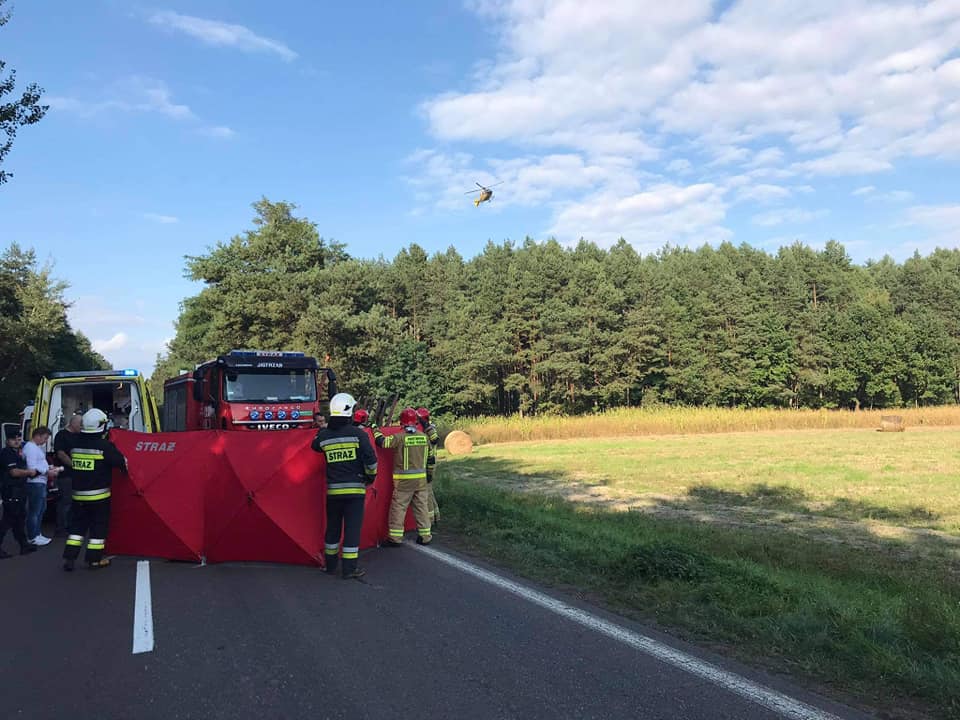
{"left": 372, "top": 407, "right": 435, "bottom": 546}
{"left": 62, "top": 409, "right": 128, "bottom": 571}
{"left": 311, "top": 392, "right": 377, "bottom": 579}
{"left": 416, "top": 407, "right": 440, "bottom": 528}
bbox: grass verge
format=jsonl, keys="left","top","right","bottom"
{"left": 434, "top": 464, "right": 960, "bottom": 719}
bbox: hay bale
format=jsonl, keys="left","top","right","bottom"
{"left": 444, "top": 430, "right": 474, "bottom": 455}
{"left": 878, "top": 415, "right": 905, "bottom": 432}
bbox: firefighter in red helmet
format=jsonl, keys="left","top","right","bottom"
{"left": 372, "top": 407, "right": 434, "bottom": 546}
{"left": 352, "top": 408, "right": 369, "bottom": 427}
{"left": 416, "top": 407, "right": 440, "bottom": 527}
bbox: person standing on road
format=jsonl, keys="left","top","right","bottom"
{"left": 373, "top": 407, "right": 435, "bottom": 547}
{"left": 0, "top": 430, "right": 39, "bottom": 558}
{"left": 416, "top": 407, "right": 440, "bottom": 528}
{"left": 23, "top": 426, "right": 60, "bottom": 546}
{"left": 311, "top": 392, "right": 378, "bottom": 580}
{"left": 62, "top": 409, "right": 128, "bottom": 571}
{"left": 54, "top": 413, "right": 82, "bottom": 537}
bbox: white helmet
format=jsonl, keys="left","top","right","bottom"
{"left": 329, "top": 393, "right": 357, "bottom": 418}
{"left": 81, "top": 408, "right": 109, "bottom": 434}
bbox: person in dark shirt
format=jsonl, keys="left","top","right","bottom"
{"left": 53, "top": 413, "right": 83, "bottom": 536}
{"left": 0, "top": 429, "right": 40, "bottom": 557}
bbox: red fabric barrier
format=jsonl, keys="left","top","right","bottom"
{"left": 106, "top": 427, "right": 416, "bottom": 566}
{"left": 108, "top": 431, "right": 209, "bottom": 562}
{"left": 205, "top": 430, "right": 325, "bottom": 565}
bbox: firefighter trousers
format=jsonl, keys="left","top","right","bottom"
{"left": 63, "top": 497, "right": 111, "bottom": 565}
{"left": 388, "top": 479, "right": 431, "bottom": 544}
{"left": 426, "top": 482, "right": 440, "bottom": 527}
{"left": 0, "top": 494, "right": 29, "bottom": 549}
{"left": 324, "top": 495, "right": 365, "bottom": 575}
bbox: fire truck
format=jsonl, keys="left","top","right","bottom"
{"left": 163, "top": 350, "right": 333, "bottom": 431}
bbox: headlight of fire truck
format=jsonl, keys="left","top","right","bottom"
{"left": 250, "top": 410, "right": 260, "bottom": 421}
{"left": 278, "top": 410, "right": 287, "bottom": 420}
{"left": 264, "top": 411, "right": 274, "bottom": 421}
{"left": 291, "top": 410, "right": 301, "bottom": 420}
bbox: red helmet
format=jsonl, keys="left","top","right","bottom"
{"left": 353, "top": 408, "right": 369, "bottom": 425}
{"left": 399, "top": 407, "right": 418, "bottom": 427}
{"left": 416, "top": 407, "right": 430, "bottom": 423}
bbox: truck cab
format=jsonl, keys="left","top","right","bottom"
{"left": 163, "top": 350, "right": 331, "bottom": 431}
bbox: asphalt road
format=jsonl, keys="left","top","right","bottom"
{"left": 0, "top": 529, "right": 872, "bottom": 720}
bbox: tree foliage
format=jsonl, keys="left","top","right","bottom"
{"left": 154, "top": 198, "right": 960, "bottom": 416}
{"left": 0, "top": 244, "right": 109, "bottom": 418}
{"left": 0, "top": 0, "right": 48, "bottom": 186}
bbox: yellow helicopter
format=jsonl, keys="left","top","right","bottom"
{"left": 465, "top": 181, "right": 504, "bottom": 207}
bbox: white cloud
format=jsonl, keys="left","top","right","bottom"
{"left": 412, "top": 0, "right": 960, "bottom": 246}
{"left": 549, "top": 182, "right": 731, "bottom": 249}
{"left": 752, "top": 207, "right": 827, "bottom": 227}
{"left": 853, "top": 186, "right": 914, "bottom": 202}
{"left": 905, "top": 204, "right": 960, "bottom": 236}
{"left": 892, "top": 203, "right": 960, "bottom": 255}
{"left": 68, "top": 296, "right": 147, "bottom": 331}
{"left": 93, "top": 332, "right": 129, "bottom": 353}
{"left": 880, "top": 190, "right": 915, "bottom": 202}
{"left": 144, "top": 213, "right": 179, "bottom": 224}
{"left": 149, "top": 11, "right": 297, "bottom": 62}
{"left": 199, "top": 125, "right": 237, "bottom": 139}
{"left": 734, "top": 183, "right": 791, "bottom": 204}
{"left": 48, "top": 77, "right": 194, "bottom": 121}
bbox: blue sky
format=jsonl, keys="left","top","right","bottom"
{"left": 1, "top": 1, "right": 959, "bottom": 376}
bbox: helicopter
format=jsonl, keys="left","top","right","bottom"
{"left": 464, "top": 181, "right": 504, "bottom": 207}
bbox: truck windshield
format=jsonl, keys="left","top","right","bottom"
{"left": 224, "top": 370, "right": 317, "bottom": 403}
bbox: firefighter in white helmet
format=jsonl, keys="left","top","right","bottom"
{"left": 61, "top": 409, "right": 128, "bottom": 571}
{"left": 311, "top": 393, "right": 378, "bottom": 579}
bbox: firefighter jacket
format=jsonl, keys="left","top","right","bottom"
{"left": 420, "top": 422, "right": 439, "bottom": 480}
{"left": 373, "top": 425, "right": 435, "bottom": 482}
{"left": 422, "top": 422, "right": 439, "bottom": 446}
{"left": 67, "top": 433, "right": 127, "bottom": 502}
{"left": 311, "top": 423, "right": 378, "bottom": 496}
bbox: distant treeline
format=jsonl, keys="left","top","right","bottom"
{"left": 152, "top": 198, "right": 960, "bottom": 416}
{"left": 0, "top": 244, "right": 109, "bottom": 419}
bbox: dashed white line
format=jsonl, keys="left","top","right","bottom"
{"left": 413, "top": 544, "right": 842, "bottom": 720}
{"left": 132, "top": 560, "right": 155, "bottom": 654}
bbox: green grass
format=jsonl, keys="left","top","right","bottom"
{"left": 434, "top": 429, "right": 960, "bottom": 719}
{"left": 448, "top": 428, "right": 960, "bottom": 535}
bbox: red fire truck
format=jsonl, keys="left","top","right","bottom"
{"left": 163, "top": 350, "right": 334, "bottom": 431}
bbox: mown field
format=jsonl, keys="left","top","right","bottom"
{"left": 459, "top": 405, "right": 960, "bottom": 443}
{"left": 435, "top": 415, "right": 960, "bottom": 719}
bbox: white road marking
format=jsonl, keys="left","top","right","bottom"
{"left": 413, "top": 544, "right": 843, "bottom": 720}
{"left": 132, "top": 560, "right": 155, "bottom": 654}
